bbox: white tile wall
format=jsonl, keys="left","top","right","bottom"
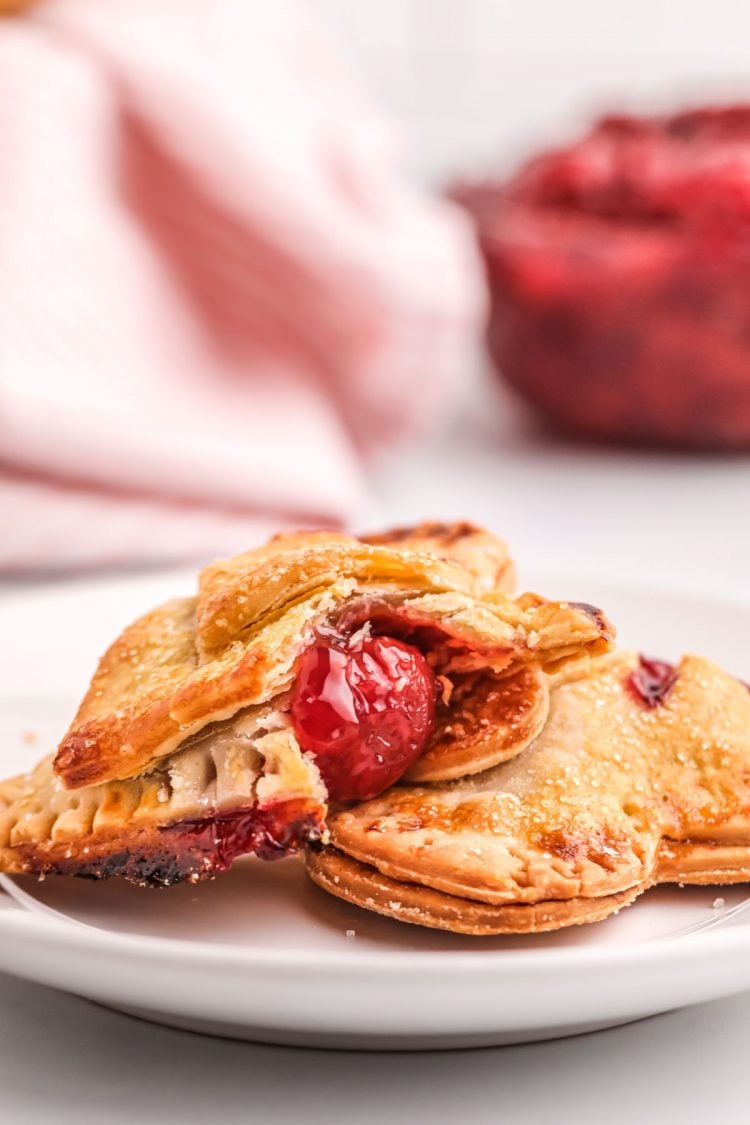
{"left": 312, "top": 0, "right": 750, "bottom": 182}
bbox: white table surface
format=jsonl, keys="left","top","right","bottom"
{"left": 2, "top": 387, "right": 750, "bottom": 1125}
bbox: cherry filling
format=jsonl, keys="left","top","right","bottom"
{"left": 170, "top": 800, "right": 324, "bottom": 867}
{"left": 627, "top": 655, "right": 677, "bottom": 708}
{"left": 290, "top": 636, "right": 437, "bottom": 801}
{"left": 43, "top": 799, "right": 326, "bottom": 888}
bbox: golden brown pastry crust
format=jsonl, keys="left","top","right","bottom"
{"left": 308, "top": 651, "right": 750, "bottom": 932}
{"left": 306, "top": 848, "right": 645, "bottom": 935}
{"left": 54, "top": 525, "right": 612, "bottom": 789}
{"left": 0, "top": 522, "right": 613, "bottom": 887}
{"left": 361, "top": 521, "right": 516, "bottom": 596}
{"left": 405, "top": 665, "right": 549, "bottom": 783}
{"left": 0, "top": 714, "right": 327, "bottom": 886}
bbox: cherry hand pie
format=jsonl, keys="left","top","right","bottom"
{"left": 307, "top": 650, "right": 750, "bottom": 933}
{"left": 0, "top": 523, "right": 611, "bottom": 886}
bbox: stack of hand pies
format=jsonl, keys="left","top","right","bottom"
{"left": 2, "top": 523, "right": 750, "bottom": 935}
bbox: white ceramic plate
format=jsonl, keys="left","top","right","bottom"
{"left": 0, "top": 571, "right": 749, "bottom": 1050}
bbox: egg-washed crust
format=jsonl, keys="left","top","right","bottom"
{"left": 0, "top": 720, "right": 327, "bottom": 887}
{"left": 0, "top": 661, "right": 552, "bottom": 886}
{"left": 406, "top": 665, "right": 549, "bottom": 783}
{"left": 306, "top": 848, "right": 645, "bottom": 935}
{"left": 53, "top": 523, "right": 613, "bottom": 790}
{"left": 361, "top": 521, "right": 516, "bottom": 597}
{"left": 307, "top": 651, "right": 750, "bottom": 933}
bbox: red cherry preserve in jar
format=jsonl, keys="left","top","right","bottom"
{"left": 456, "top": 106, "right": 750, "bottom": 448}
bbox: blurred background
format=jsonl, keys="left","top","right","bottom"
{"left": 316, "top": 0, "right": 750, "bottom": 183}
{"left": 2, "top": 0, "right": 750, "bottom": 599}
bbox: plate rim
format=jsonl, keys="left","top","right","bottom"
{"left": 1, "top": 886, "right": 749, "bottom": 976}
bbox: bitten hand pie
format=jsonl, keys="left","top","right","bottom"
{"left": 307, "top": 651, "right": 750, "bottom": 934}
{"left": 0, "top": 523, "right": 612, "bottom": 886}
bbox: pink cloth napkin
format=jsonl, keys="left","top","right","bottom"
{"left": 0, "top": 0, "right": 484, "bottom": 573}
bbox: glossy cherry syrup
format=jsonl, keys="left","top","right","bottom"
{"left": 290, "top": 636, "right": 437, "bottom": 801}
{"left": 627, "top": 655, "right": 677, "bottom": 708}
{"left": 171, "top": 799, "right": 324, "bottom": 868}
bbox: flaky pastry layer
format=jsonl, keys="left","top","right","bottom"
{"left": 306, "top": 848, "right": 645, "bottom": 935}
{"left": 0, "top": 708, "right": 327, "bottom": 886}
{"left": 0, "top": 522, "right": 613, "bottom": 886}
{"left": 53, "top": 523, "right": 612, "bottom": 789}
{"left": 308, "top": 651, "right": 750, "bottom": 932}
{"left": 405, "top": 664, "right": 549, "bottom": 782}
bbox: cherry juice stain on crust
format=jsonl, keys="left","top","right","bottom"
{"left": 627, "top": 655, "right": 677, "bottom": 708}
{"left": 171, "top": 800, "right": 325, "bottom": 867}
{"left": 290, "top": 636, "right": 437, "bottom": 801}
{"left": 34, "top": 799, "right": 326, "bottom": 888}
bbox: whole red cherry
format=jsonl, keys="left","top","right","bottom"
{"left": 290, "top": 635, "right": 436, "bottom": 802}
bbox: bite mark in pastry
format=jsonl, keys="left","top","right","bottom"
{"left": 307, "top": 651, "right": 750, "bottom": 933}
{"left": 0, "top": 523, "right": 612, "bottom": 886}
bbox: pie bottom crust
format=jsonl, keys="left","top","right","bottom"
{"left": 656, "top": 839, "right": 750, "bottom": 885}
{"left": 306, "top": 848, "right": 646, "bottom": 935}
{"left": 307, "top": 841, "right": 750, "bottom": 936}
{"left": 1, "top": 798, "right": 325, "bottom": 887}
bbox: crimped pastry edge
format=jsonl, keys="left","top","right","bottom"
{"left": 306, "top": 847, "right": 646, "bottom": 935}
